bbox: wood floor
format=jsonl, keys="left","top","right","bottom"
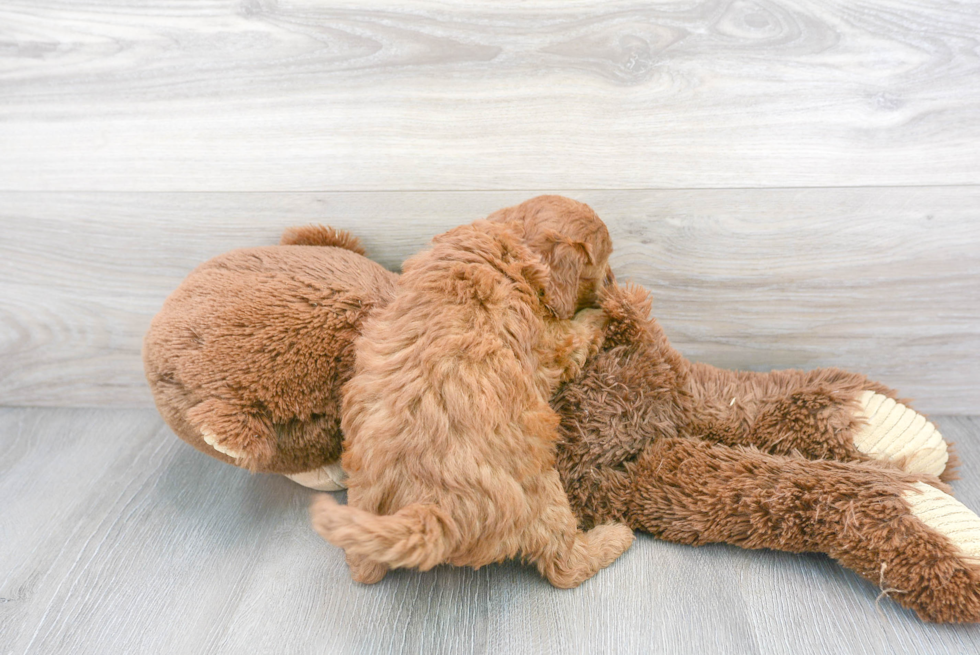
{"left": 1, "top": 409, "right": 980, "bottom": 655}
{"left": 2, "top": 1, "right": 980, "bottom": 653}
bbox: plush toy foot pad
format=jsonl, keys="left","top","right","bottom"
{"left": 853, "top": 391, "right": 948, "bottom": 477}
{"left": 201, "top": 427, "right": 245, "bottom": 460}
{"left": 285, "top": 461, "right": 347, "bottom": 491}
{"left": 904, "top": 482, "right": 980, "bottom": 559}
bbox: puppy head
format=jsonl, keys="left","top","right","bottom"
{"left": 488, "top": 195, "right": 613, "bottom": 319}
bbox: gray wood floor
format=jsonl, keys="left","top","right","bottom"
{"left": 3, "top": 1, "right": 980, "bottom": 653}
{"left": 1, "top": 409, "right": 980, "bottom": 655}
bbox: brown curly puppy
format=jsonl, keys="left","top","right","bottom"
{"left": 311, "top": 196, "right": 635, "bottom": 588}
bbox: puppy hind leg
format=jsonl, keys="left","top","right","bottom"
{"left": 541, "top": 523, "right": 637, "bottom": 589}
{"left": 522, "top": 471, "right": 634, "bottom": 589}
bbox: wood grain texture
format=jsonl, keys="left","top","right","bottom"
{"left": 1, "top": 1, "right": 979, "bottom": 191}
{"left": 2, "top": 188, "right": 978, "bottom": 412}
{"left": 2, "top": 408, "right": 980, "bottom": 654}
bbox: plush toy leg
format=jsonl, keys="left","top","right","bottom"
{"left": 683, "top": 365, "right": 954, "bottom": 479}
{"left": 285, "top": 461, "right": 347, "bottom": 491}
{"left": 852, "top": 391, "right": 949, "bottom": 477}
{"left": 186, "top": 398, "right": 277, "bottom": 470}
{"left": 626, "top": 437, "right": 980, "bottom": 622}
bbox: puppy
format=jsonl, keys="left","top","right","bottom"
{"left": 311, "top": 195, "right": 634, "bottom": 588}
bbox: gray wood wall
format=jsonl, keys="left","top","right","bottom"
{"left": 2, "top": 1, "right": 979, "bottom": 414}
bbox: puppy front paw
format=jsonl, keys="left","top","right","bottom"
{"left": 571, "top": 307, "right": 609, "bottom": 357}
{"left": 852, "top": 391, "right": 949, "bottom": 477}
{"left": 556, "top": 309, "right": 608, "bottom": 383}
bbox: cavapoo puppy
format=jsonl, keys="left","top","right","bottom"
{"left": 311, "top": 196, "right": 635, "bottom": 587}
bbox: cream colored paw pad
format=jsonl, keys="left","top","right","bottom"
{"left": 852, "top": 391, "right": 948, "bottom": 476}
{"left": 201, "top": 427, "right": 244, "bottom": 459}
{"left": 904, "top": 482, "right": 980, "bottom": 559}
{"left": 285, "top": 461, "right": 347, "bottom": 491}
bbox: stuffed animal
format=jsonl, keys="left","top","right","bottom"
{"left": 143, "top": 225, "right": 394, "bottom": 491}
{"left": 144, "top": 200, "right": 980, "bottom": 621}
{"left": 554, "top": 283, "right": 980, "bottom": 623}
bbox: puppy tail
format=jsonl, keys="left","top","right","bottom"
{"left": 310, "top": 494, "right": 460, "bottom": 571}
{"left": 280, "top": 225, "right": 366, "bottom": 255}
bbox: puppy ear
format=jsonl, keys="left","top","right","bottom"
{"left": 539, "top": 232, "right": 591, "bottom": 319}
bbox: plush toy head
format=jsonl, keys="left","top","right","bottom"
{"left": 143, "top": 226, "right": 397, "bottom": 488}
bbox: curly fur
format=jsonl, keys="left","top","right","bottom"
{"left": 310, "top": 196, "right": 635, "bottom": 588}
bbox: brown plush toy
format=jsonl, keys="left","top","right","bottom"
{"left": 143, "top": 225, "right": 395, "bottom": 491}
{"left": 554, "top": 283, "right": 980, "bottom": 623}
{"left": 144, "top": 197, "right": 980, "bottom": 621}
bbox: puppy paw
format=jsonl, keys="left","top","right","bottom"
{"left": 347, "top": 553, "right": 388, "bottom": 585}
{"left": 589, "top": 522, "right": 636, "bottom": 565}
{"left": 544, "top": 522, "right": 635, "bottom": 588}
{"left": 573, "top": 307, "right": 609, "bottom": 336}
{"left": 285, "top": 461, "right": 348, "bottom": 491}
{"left": 852, "top": 391, "right": 948, "bottom": 477}
{"left": 569, "top": 308, "right": 609, "bottom": 363}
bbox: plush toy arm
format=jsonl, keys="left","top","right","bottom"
{"left": 626, "top": 436, "right": 980, "bottom": 623}
{"left": 185, "top": 398, "right": 278, "bottom": 471}
{"left": 681, "top": 363, "right": 953, "bottom": 479}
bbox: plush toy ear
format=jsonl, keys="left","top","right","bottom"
{"left": 539, "top": 231, "right": 594, "bottom": 319}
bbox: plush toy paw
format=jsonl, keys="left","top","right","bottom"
{"left": 285, "top": 461, "right": 348, "bottom": 491}
{"left": 199, "top": 424, "right": 276, "bottom": 469}
{"left": 903, "top": 482, "right": 980, "bottom": 559}
{"left": 882, "top": 482, "right": 980, "bottom": 622}
{"left": 852, "top": 391, "right": 949, "bottom": 477}
{"left": 201, "top": 427, "right": 246, "bottom": 460}
{"left": 187, "top": 399, "right": 278, "bottom": 469}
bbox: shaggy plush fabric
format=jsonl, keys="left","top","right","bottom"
{"left": 553, "top": 284, "right": 978, "bottom": 622}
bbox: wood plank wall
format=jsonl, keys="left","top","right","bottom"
{"left": 1, "top": 1, "right": 978, "bottom": 413}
